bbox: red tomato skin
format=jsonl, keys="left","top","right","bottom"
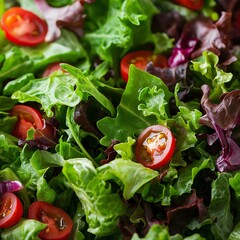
{"left": 42, "top": 62, "right": 63, "bottom": 77}
{"left": 11, "top": 105, "right": 44, "bottom": 140}
{"left": 1, "top": 7, "right": 47, "bottom": 46}
{"left": 11, "top": 105, "right": 44, "bottom": 129}
{"left": 0, "top": 193, "right": 23, "bottom": 228}
{"left": 12, "top": 118, "right": 34, "bottom": 140}
{"left": 28, "top": 201, "right": 73, "bottom": 240}
{"left": 135, "top": 125, "right": 176, "bottom": 170}
{"left": 120, "top": 50, "right": 168, "bottom": 82}
{"left": 173, "top": 0, "right": 203, "bottom": 10}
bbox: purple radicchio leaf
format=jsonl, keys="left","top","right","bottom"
{"left": 200, "top": 84, "right": 240, "bottom": 172}
{"left": 216, "top": 0, "right": 238, "bottom": 12}
{"left": 151, "top": 11, "right": 186, "bottom": 40}
{"left": 168, "top": 12, "right": 236, "bottom": 67}
{"left": 18, "top": 120, "right": 58, "bottom": 150}
{"left": 152, "top": 190, "right": 208, "bottom": 235}
{"left": 145, "top": 62, "right": 188, "bottom": 91}
{"left": 100, "top": 140, "right": 119, "bottom": 165}
{"left": 74, "top": 98, "right": 105, "bottom": 138}
{"left": 0, "top": 180, "right": 23, "bottom": 194}
{"left": 217, "top": 0, "right": 240, "bottom": 43}
{"left": 139, "top": 191, "right": 208, "bottom": 236}
{"left": 168, "top": 37, "right": 197, "bottom": 67}
{"left": 35, "top": 0, "right": 86, "bottom": 42}
{"left": 165, "top": 190, "right": 208, "bottom": 235}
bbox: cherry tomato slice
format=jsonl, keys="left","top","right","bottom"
{"left": 1, "top": 7, "right": 47, "bottom": 46}
{"left": 28, "top": 201, "right": 73, "bottom": 240}
{"left": 173, "top": 0, "right": 203, "bottom": 10}
{"left": 135, "top": 125, "right": 176, "bottom": 170}
{"left": 120, "top": 50, "right": 168, "bottom": 82}
{"left": 42, "top": 62, "right": 63, "bottom": 77}
{"left": 11, "top": 105, "right": 44, "bottom": 140}
{"left": 0, "top": 192, "right": 23, "bottom": 228}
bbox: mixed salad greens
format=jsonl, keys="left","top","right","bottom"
{"left": 1, "top": 0, "right": 240, "bottom": 239}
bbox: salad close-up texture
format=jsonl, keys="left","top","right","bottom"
{"left": 1, "top": 0, "right": 240, "bottom": 239}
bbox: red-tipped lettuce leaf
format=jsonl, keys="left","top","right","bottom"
{"left": 35, "top": 0, "right": 85, "bottom": 42}
{"left": 200, "top": 84, "right": 240, "bottom": 172}
{"left": 168, "top": 12, "right": 236, "bottom": 67}
{"left": 145, "top": 62, "right": 188, "bottom": 91}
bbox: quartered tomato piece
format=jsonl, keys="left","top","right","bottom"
{"left": 1, "top": 7, "right": 47, "bottom": 46}
{"left": 173, "top": 0, "right": 203, "bottom": 10}
{"left": 135, "top": 125, "right": 176, "bottom": 170}
{"left": 28, "top": 201, "right": 73, "bottom": 240}
{"left": 0, "top": 192, "right": 23, "bottom": 228}
{"left": 11, "top": 105, "right": 44, "bottom": 140}
{"left": 120, "top": 50, "right": 168, "bottom": 82}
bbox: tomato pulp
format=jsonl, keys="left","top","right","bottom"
{"left": 173, "top": 0, "right": 203, "bottom": 10}
{"left": 1, "top": 7, "right": 47, "bottom": 46}
{"left": 28, "top": 201, "right": 73, "bottom": 240}
{"left": 0, "top": 192, "right": 23, "bottom": 228}
{"left": 11, "top": 105, "right": 44, "bottom": 140}
{"left": 135, "top": 125, "right": 176, "bottom": 170}
{"left": 120, "top": 50, "right": 168, "bottom": 82}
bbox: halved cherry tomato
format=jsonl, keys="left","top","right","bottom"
{"left": 0, "top": 192, "right": 23, "bottom": 228}
{"left": 1, "top": 7, "right": 47, "bottom": 46}
{"left": 120, "top": 50, "right": 168, "bottom": 82}
{"left": 135, "top": 125, "right": 176, "bottom": 170}
{"left": 11, "top": 105, "right": 44, "bottom": 139}
{"left": 42, "top": 62, "right": 63, "bottom": 77}
{"left": 28, "top": 201, "right": 73, "bottom": 240}
{"left": 173, "top": 0, "right": 203, "bottom": 10}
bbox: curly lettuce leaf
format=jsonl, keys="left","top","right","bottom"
{"left": 191, "top": 51, "right": 233, "bottom": 100}
{"left": 10, "top": 145, "right": 63, "bottom": 204}
{"left": 208, "top": 173, "right": 233, "bottom": 240}
{"left": 200, "top": 84, "right": 240, "bottom": 172}
{"left": 97, "top": 65, "right": 172, "bottom": 146}
{"left": 228, "top": 221, "right": 240, "bottom": 240}
{"left": 131, "top": 224, "right": 179, "bottom": 240}
{"left": 61, "top": 63, "right": 116, "bottom": 117}
{"left": 65, "top": 106, "right": 96, "bottom": 164}
{"left": 173, "top": 156, "right": 215, "bottom": 196}
{"left": 1, "top": 219, "right": 46, "bottom": 240}
{"left": 4, "top": 73, "right": 81, "bottom": 117}
{"left": 131, "top": 217, "right": 206, "bottom": 240}
{"left": 0, "top": 30, "right": 88, "bottom": 83}
{"left": 0, "top": 47, "right": 33, "bottom": 83}
{"left": 114, "top": 137, "right": 135, "bottom": 160}
{"left": 62, "top": 158, "right": 126, "bottom": 236}
{"left": 97, "top": 158, "right": 159, "bottom": 200}
{"left": 83, "top": 0, "right": 158, "bottom": 68}
{"left": 0, "top": 134, "right": 20, "bottom": 164}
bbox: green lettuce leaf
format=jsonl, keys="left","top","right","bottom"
{"left": 0, "top": 30, "right": 88, "bottom": 83}
{"left": 83, "top": 0, "right": 158, "bottom": 69}
{"left": 62, "top": 158, "right": 126, "bottom": 236}
{"left": 0, "top": 134, "right": 20, "bottom": 164}
{"left": 97, "top": 158, "right": 159, "bottom": 200}
{"left": 5, "top": 73, "right": 81, "bottom": 117}
{"left": 191, "top": 51, "right": 233, "bottom": 100}
{"left": 228, "top": 221, "right": 240, "bottom": 240}
{"left": 97, "top": 65, "right": 172, "bottom": 146}
{"left": 61, "top": 64, "right": 116, "bottom": 117}
{"left": 131, "top": 223, "right": 206, "bottom": 240}
{"left": 114, "top": 137, "right": 135, "bottom": 160}
{"left": 0, "top": 46, "right": 33, "bottom": 83}
{"left": 1, "top": 219, "right": 46, "bottom": 240}
{"left": 173, "top": 156, "right": 215, "bottom": 195}
{"left": 208, "top": 173, "right": 233, "bottom": 240}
